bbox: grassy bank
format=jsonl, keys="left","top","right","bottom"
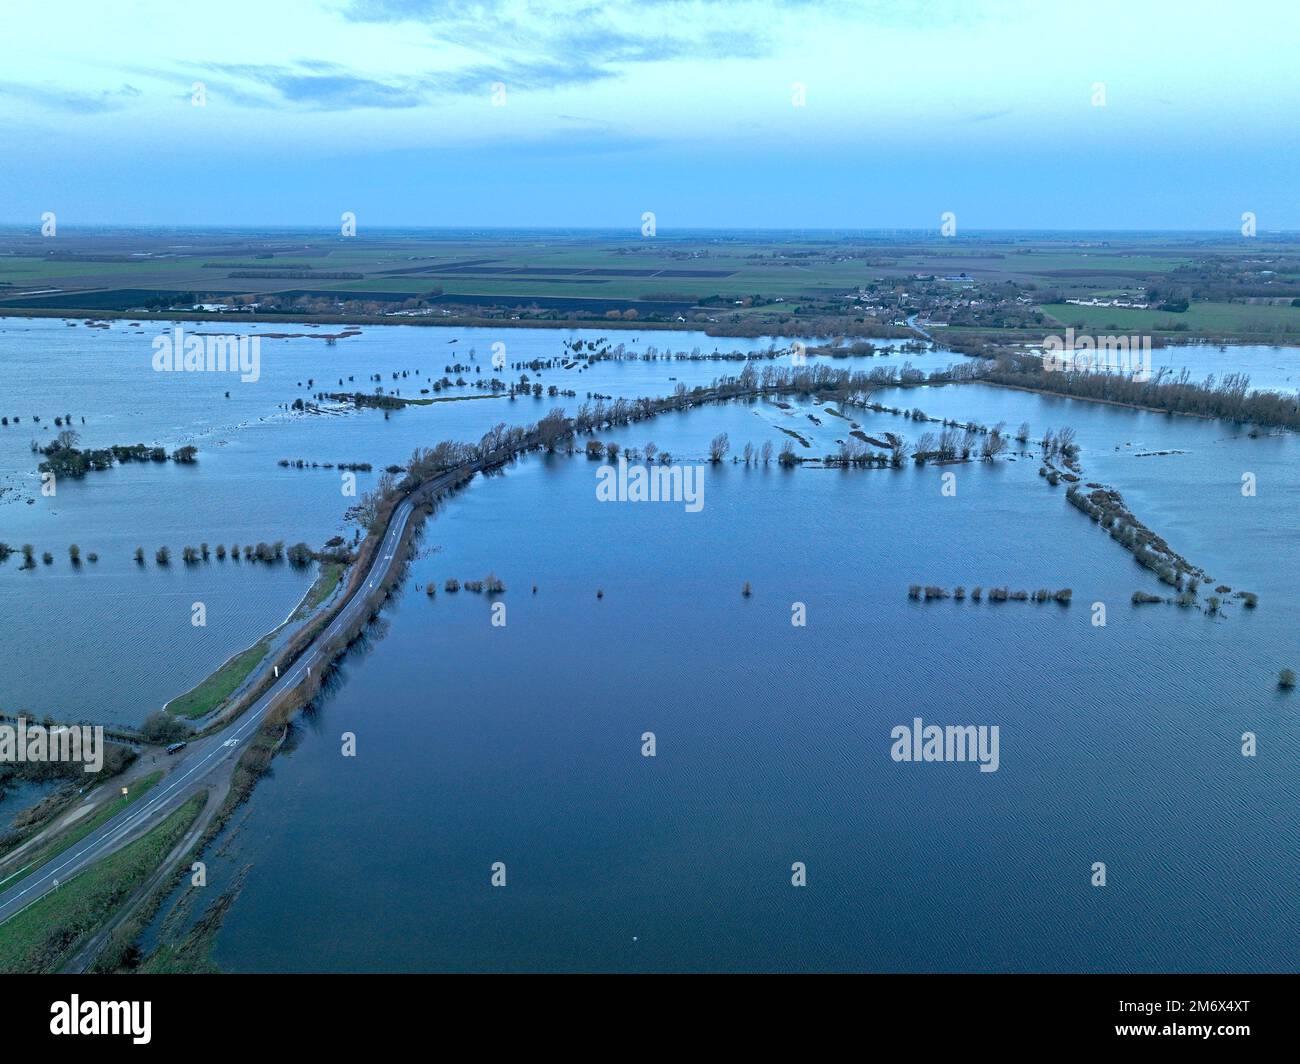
{"left": 0, "top": 792, "right": 205, "bottom": 973}
{"left": 165, "top": 639, "right": 271, "bottom": 719}
{"left": 292, "top": 562, "right": 343, "bottom": 619}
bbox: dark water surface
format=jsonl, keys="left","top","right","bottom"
{"left": 4, "top": 318, "right": 1297, "bottom": 971}
{"left": 207, "top": 408, "right": 1298, "bottom": 972}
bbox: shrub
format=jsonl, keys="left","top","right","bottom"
{"left": 287, "top": 542, "right": 315, "bottom": 567}
{"left": 140, "top": 711, "right": 190, "bottom": 745}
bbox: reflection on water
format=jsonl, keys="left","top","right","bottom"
{"left": 196, "top": 427, "right": 1298, "bottom": 973}
{"left": 5, "top": 317, "right": 1299, "bottom": 973}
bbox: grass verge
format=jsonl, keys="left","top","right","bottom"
{"left": 0, "top": 772, "right": 163, "bottom": 887}
{"left": 0, "top": 792, "right": 205, "bottom": 973}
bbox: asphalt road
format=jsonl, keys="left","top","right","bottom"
{"left": 0, "top": 490, "right": 420, "bottom": 926}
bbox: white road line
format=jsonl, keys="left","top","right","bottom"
{"left": 0, "top": 495, "right": 425, "bottom": 919}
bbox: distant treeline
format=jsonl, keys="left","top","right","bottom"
{"left": 278, "top": 459, "right": 373, "bottom": 471}
{"left": 228, "top": 270, "right": 363, "bottom": 280}
{"left": 346, "top": 363, "right": 942, "bottom": 535}
{"left": 37, "top": 436, "right": 197, "bottom": 479}
{"left": 1066, "top": 483, "right": 1207, "bottom": 586}
{"left": 138, "top": 540, "right": 334, "bottom": 566}
{"left": 323, "top": 392, "right": 407, "bottom": 410}
{"left": 202, "top": 262, "right": 315, "bottom": 269}
{"left": 986, "top": 355, "right": 1300, "bottom": 429}
{"left": 908, "top": 585, "right": 1073, "bottom": 604}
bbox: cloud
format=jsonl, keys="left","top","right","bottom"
{"left": 0, "top": 81, "right": 141, "bottom": 114}
{"left": 340, "top": 0, "right": 772, "bottom": 67}
{"left": 199, "top": 55, "right": 620, "bottom": 111}
{"left": 209, "top": 63, "right": 429, "bottom": 109}
{"left": 15, "top": 1, "right": 775, "bottom": 118}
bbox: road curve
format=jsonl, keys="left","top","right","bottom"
{"left": 0, "top": 486, "right": 425, "bottom": 926}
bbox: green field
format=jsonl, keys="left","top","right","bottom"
{"left": 1042, "top": 301, "right": 1300, "bottom": 337}
{"left": 3, "top": 229, "right": 1298, "bottom": 342}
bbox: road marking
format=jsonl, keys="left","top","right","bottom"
{"left": 0, "top": 495, "right": 425, "bottom": 920}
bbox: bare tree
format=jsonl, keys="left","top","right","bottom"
{"left": 981, "top": 423, "right": 1009, "bottom": 460}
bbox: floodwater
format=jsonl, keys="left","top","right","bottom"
{"left": 3, "top": 316, "right": 1297, "bottom": 972}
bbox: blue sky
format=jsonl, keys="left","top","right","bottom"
{"left": 1, "top": 0, "right": 1296, "bottom": 230}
